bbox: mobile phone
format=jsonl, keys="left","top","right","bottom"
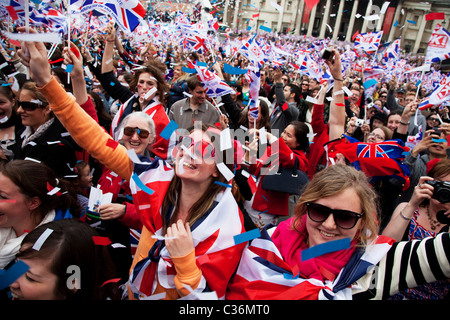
{"left": 430, "top": 126, "right": 441, "bottom": 136}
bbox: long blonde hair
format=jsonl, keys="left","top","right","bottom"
{"left": 293, "top": 164, "right": 380, "bottom": 247}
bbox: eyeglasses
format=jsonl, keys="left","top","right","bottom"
{"left": 380, "top": 95, "right": 387, "bottom": 98}
{"left": 18, "top": 100, "right": 43, "bottom": 112}
{"left": 429, "top": 118, "right": 439, "bottom": 122}
{"left": 177, "top": 135, "right": 216, "bottom": 158}
{"left": 368, "top": 132, "right": 385, "bottom": 141}
{"left": 302, "top": 83, "right": 309, "bottom": 86}
{"left": 305, "top": 202, "right": 362, "bottom": 229}
{"left": 123, "top": 126, "right": 151, "bottom": 139}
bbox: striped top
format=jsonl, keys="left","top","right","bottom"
{"left": 387, "top": 209, "right": 449, "bottom": 300}
{"left": 353, "top": 232, "right": 450, "bottom": 299}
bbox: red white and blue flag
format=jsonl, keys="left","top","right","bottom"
{"left": 71, "top": 0, "right": 145, "bottom": 33}
{"left": 300, "top": 54, "right": 322, "bottom": 81}
{"left": 226, "top": 224, "right": 394, "bottom": 300}
{"left": 419, "top": 73, "right": 450, "bottom": 110}
{"left": 355, "top": 31, "right": 383, "bottom": 54}
{"left": 189, "top": 61, "right": 236, "bottom": 98}
{"left": 331, "top": 136, "right": 411, "bottom": 189}
{"left": 245, "top": 68, "right": 261, "bottom": 119}
{"left": 183, "top": 34, "right": 207, "bottom": 52}
{"left": 238, "top": 35, "right": 266, "bottom": 69}
{"left": 128, "top": 159, "right": 246, "bottom": 299}
{"left": 425, "top": 24, "right": 450, "bottom": 63}
{"left": 384, "top": 38, "right": 401, "bottom": 60}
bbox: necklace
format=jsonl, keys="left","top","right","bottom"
{"left": 426, "top": 206, "right": 441, "bottom": 231}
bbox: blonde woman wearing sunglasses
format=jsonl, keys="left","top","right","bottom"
{"left": 227, "top": 164, "right": 450, "bottom": 300}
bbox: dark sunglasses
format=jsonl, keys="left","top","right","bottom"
{"left": 177, "top": 135, "right": 216, "bottom": 158}
{"left": 429, "top": 118, "right": 439, "bottom": 122}
{"left": 123, "top": 126, "right": 151, "bottom": 139}
{"left": 305, "top": 202, "right": 362, "bottom": 229}
{"left": 18, "top": 100, "right": 43, "bottom": 111}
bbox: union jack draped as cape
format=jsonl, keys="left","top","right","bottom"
{"left": 226, "top": 223, "right": 394, "bottom": 300}
{"left": 127, "top": 158, "right": 246, "bottom": 299}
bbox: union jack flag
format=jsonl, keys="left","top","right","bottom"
{"left": 300, "top": 54, "right": 322, "bottom": 81}
{"left": 188, "top": 61, "right": 236, "bottom": 98}
{"left": 73, "top": 0, "right": 145, "bottom": 33}
{"left": 355, "top": 31, "right": 383, "bottom": 54}
{"left": 384, "top": 38, "right": 401, "bottom": 60}
{"left": 183, "top": 34, "right": 207, "bottom": 52}
{"left": 238, "top": 35, "right": 266, "bottom": 69}
{"left": 226, "top": 219, "right": 394, "bottom": 300}
{"left": 332, "top": 136, "right": 411, "bottom": 189}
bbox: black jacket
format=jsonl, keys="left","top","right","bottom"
{"left": 13, "top": 117, "right": 81, "bottom": 178}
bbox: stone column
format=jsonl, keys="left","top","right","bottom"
{"left": 306, "top": 2, "right": 318, "bottom": 36}
{"left": 294, "top": 0, "right": 305, "bottom": 35}
{"left": 276, "top": 0, "right": 286, "bottom": 32}
{"left": 223, "top": 0, "right": 229, "bottom": 25}
{"left": 332, "top": 0, "right": 345, "bottom": 40}
{"left": 345, "top": 0, "right": 359, "bottom": 41}
{"left": 413, "top": 12, "right": 427, "bottom": 53}
{"left": 361, "top": 0, "right": 373, "bottom": 33}
{"left": 319, "top": 0, "right": 331, "bottom": 39}
{"left": 232, "top": 0, "right": 240, "bottom": 29}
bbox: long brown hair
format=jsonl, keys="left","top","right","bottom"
{"left": 161, "top": 124, "right": 234, "bottom": 232}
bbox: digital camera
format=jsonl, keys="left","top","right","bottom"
{"left": 355, "top": 119, "right": 365, "bottom": 127}
{"left": 426, "top": 180, "right": 450, "bottom": 203}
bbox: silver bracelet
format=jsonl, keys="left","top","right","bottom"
{"left": 400, "top": 209, "right": 412, "bottom": 221}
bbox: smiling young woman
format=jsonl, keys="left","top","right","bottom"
{"left": 226, "top": 164, "right": 450, "bottom": 300}
{"left": 17, "top": 33, "right": 246, "bottom": 300}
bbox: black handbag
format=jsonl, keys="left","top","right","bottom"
{"left": 261, "top": 157, "right": 309, "bottom": 196}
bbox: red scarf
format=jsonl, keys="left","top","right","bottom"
{"left": 271, "top": 216, "right": 357, "bottom": 282}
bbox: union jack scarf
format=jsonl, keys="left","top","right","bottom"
{"left": 128, "top": 159, "right": 246, "bottom": 299}
{"left": 226, "top": 218, "right": 394, "bottom": 300}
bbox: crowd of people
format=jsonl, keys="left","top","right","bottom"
{"left": 1, "top": 8, "right": 450, "bottom": 302}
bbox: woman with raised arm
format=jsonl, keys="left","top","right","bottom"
{"left": 99, "top": 22, "right": 170, "bottom": 160}
{"left": 17, "top": 29, "right": 246, "bottom": 300}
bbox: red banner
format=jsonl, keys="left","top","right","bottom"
{"left": 426, "top": 12, "right": 445, "bottom": 21}
{"left": 382, "top": 7, "right": 396, "bottom": 36}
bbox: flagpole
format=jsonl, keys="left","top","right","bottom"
{"left": 413, "top": 69, "right": 426, "bottom": 127}
{"left": 66, "top": 0, "right": 71, "bottom": 84}
{"left": 25, "top": 0, "right": 29, "bottom": 33}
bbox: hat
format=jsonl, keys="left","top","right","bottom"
{"left": 396, "top": 88, "right": 406, "bottom": 94}
{"left": 371, "top": 111, "right": 387, "bottom": 124}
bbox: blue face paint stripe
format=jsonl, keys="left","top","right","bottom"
{"left": 301, "top": 238, "right": 351, "bottom": 261}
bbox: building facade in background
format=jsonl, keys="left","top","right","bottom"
{"left": 222, "top": 0, "right": 450, "bottom": 54}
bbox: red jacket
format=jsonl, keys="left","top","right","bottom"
{"left": 97, "top": 168, "right": 143, "bottom": 230}
{"left": 248, "top": 138, "right": 308, "bottom": 216}
{"left": 307, "top": 103, "right": 329, "bottom": 179}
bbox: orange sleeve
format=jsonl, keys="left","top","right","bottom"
{"left": 172, "top": 250, "right": 203, "bottom": 297}
{"left": 38, "top": 77, "right": 133, "bottom": 180}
